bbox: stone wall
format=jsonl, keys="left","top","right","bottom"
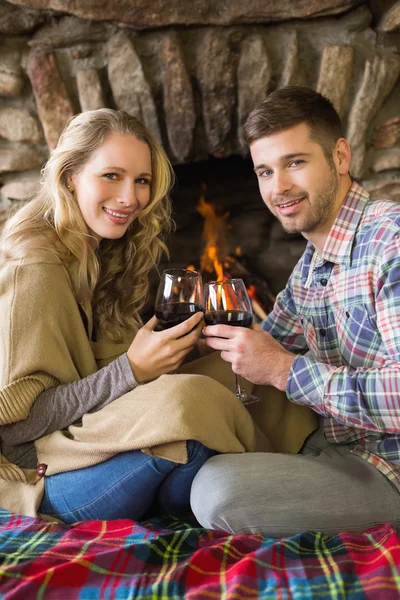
{"left": 0, "top": 0, "right": 399, "bottom": 207}
{"left": 0, "top": 0, "right": 399, "bottom": 293}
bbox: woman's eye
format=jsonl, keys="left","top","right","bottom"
{"left": 136, "top": 177, "right": 151, "bottom": 185}
{"left": 103, "top": 173, "right": 118, "bottom": 180}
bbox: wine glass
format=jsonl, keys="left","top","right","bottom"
{"left": 155, "top": 268, "right": 203, "bottom": 330}
{"left": 203, "top": 278, "right": 259, "bottom": 405}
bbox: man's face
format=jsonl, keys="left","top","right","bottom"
{"left": 250, "top": 123, "right": 341, "bottom": 238}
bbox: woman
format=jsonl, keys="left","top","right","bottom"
{"left": 0, "top": 109, "right": 218, "bottom": 523}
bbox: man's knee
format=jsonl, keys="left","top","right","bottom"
{"left": 190, "top": 455, "right": 239, "bottom": 532}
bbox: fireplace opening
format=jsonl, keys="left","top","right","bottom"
{"left": 143, "top": 155, "right": 307, "bottom": 321}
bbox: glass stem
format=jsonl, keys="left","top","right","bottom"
{"left": 235, "top": 373, "right": 244, "bottom": 398}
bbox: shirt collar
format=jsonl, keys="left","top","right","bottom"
{"left": 300, "top": 181, "right": 370, "bottom": 281}
{"left": 309, "top": 181, "right": 370, "bottom": 262}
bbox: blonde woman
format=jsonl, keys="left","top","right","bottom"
{"left": 0, "top": 109, "right": 216, "bottom": 523}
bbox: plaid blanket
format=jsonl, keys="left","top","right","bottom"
{"left": 0, "top": 509, "right": 399, "bottom": 599}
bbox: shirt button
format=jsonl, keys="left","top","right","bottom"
{"left": 319, "top": 328, "right": 326, "bottom": 337}
{"left": 346, "top": 311, "right": 350, "bottom": 318}
{"left": 320, "top": 278, "right": 328, "bottom": 286}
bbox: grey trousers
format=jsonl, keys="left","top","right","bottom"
{"left": 190, "top": 425, "right": 400, "bottom": 537}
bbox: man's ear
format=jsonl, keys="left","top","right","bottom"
{"left": 334, "top": 138, "right": 351, "bottom": 176}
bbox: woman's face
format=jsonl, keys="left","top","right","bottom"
{"left": 70, "top": 132, "right": 152, "bottom": 242}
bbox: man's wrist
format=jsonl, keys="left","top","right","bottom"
{"left": 273, "top": 352, "right": 295, "bottom": 392}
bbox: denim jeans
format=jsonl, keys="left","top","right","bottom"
{"left": 39, "top": 440, "right": 214, "bottom": 524}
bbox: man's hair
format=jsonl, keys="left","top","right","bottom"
{"left": 244, "top": 86, "right": 344, "bottom": 161}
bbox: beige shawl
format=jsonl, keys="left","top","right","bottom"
{"left": 0, "top": 251, "right": 317, "bottom": 517}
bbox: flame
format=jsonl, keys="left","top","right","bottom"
{"left": 185, "top": 185, "right": 274, "bottom": 319}
{"left": 247, "top": 284, "right": 267, "bottom": 320}
{"left": 247, "top": 284, "right": 257, "bottom": 300}
{"left": 197, "top": 184, "right": 230, "bottom": 281}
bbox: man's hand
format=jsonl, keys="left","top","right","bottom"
{"left": 203, "top": 322, "right": 295, "bottom": 391}
{"left": 127, "top": 312, "right": 204, "bottom": 383}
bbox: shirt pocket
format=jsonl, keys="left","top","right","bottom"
{"left": 335, "top": 304, "right": 383, "bottom": 368}
{"left": 298, "top": 312, "right": 337, "bottom": 360}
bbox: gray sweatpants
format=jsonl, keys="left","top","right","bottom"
{"left": 190, "top": 425, "right": 400, "bottom": 537}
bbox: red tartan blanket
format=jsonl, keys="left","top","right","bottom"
{"left": 0, "top": 510, "right": 399, "bottom": 599}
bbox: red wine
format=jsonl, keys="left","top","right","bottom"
{"left": 204, "top": 310, "right": 253, "bottom": 328}
{"left": 155, "top": 302, "right": 203, "bottom": 330}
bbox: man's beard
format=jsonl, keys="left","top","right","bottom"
{"left": 275, "top": 168, "right": 339, "bottom": 235}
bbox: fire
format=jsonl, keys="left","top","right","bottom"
{"left": 185, "top": 183, "right": 275, "bottom": 321}
{"left": 196, "top": 184, "right": 230, "bottom": 282}
{"left": 247, "top": 284, "right": 268, "bottom": 320}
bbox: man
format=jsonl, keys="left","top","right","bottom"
{"left": 190, "top": 86, "right": 400, "bottom": 537}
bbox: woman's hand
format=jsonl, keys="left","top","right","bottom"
{"left": 127, "top": 312, "right": 204, "bottom": 383}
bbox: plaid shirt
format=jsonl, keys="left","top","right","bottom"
{"left": 263, "top": 181, "right": 400, "bottom": 490}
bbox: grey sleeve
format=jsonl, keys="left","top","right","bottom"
{"left": 0, "top": 353, "right": 137, "bottom": 445}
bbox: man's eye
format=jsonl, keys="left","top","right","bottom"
{"left": 260, "top": 170, "right": 272, "bottom": 177}
{"left": 289, "top": 160, "right": 304, "bottom": 167}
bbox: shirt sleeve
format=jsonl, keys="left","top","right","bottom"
{"left": 262, "top": 274, "right": 309, "bottom": 353}
{"left": 287, "top": 235, "right": 400, "bottom": 434}
{"left": 0, "top": 353, "right": 137, "bottom": 445}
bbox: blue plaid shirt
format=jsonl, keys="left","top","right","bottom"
{"left": 263, "top": 181, "right": 400, "bottom": 490}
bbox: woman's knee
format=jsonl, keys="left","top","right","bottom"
{"left": 186, "top": 440, "right": 215, "bottom": 465}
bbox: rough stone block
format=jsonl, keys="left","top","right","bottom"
{"left": 29, "top": 15, "right": 114, "bottom": 48}
{"left": 372, "top": 117, "right": 400, "bottom": 150}
{"left": 377, "top": 1, "right": 400, "bottom": 32}
{"left": 237, "top": 34, "right": 271, "bottom": 152}
{"left": 317, "top": 45, "right": 354, "bottom": 117}
{"left": 196, "top": 30, "right": 235, "bottom": 156}
{"left": 0, "top": 0, "right": 47, "bottom": 36}
{"left": 279, "top": 31, "right": 305, "bottom": 88}
{"left": 76, "top": 69, "right": 105, "bottom": 112}
{"left": 0, "top": 108, "right": 42, "bottom": 143}
{"left": 5, "top": 0, "right": 365, "bottom": 28}
{"left": 362, "top": 175, "right": 400, "bottom": 202}
{"left": 160, "top": 32, "right": 195, "bottom": 163}
{"left": 26, "top": 50, "right": 74, "bottom": 149}
{"left": 0, "top": 49, "right": 23, "bottom": 96}
{"left": 0, "top": 175, "right": 41, "bottom": 203}
{"left": 373, "top": 148, "right": 400, "bottom": 173}
{"left": 107, "top": 33, "right": 161, "bottom": 141}
{"left": 0, "top": 146, "right": 46, "bottom": 173}
{"left": 346, "top": 53, "right": 400, "bottom": 178}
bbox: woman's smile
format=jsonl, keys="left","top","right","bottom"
{"left": 103, "top": 206, "right": 133, "bottom": 224}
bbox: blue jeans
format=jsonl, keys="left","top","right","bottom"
{"left": 39, "top": 441, "right": 214, "bottom": 524}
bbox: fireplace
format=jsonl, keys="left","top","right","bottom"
{"left": 0, "top": 0, "right": 399, "bottom": 297}
{"left": 163, "top": 155, "right": 305, "bottom": 295}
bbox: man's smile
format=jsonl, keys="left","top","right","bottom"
{"left": 274, "top": 196, "right": 306, "bottom": 215}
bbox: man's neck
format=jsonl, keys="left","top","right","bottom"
{"left": 304, "top": 175, "right": 353, "bottom": 253}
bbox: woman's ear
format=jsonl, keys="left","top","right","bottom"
{"left": 334, "top": 138, "right": 351, "bottom": 176}
{"left": 66, "top": 177, "right": 74, "bottom": 193}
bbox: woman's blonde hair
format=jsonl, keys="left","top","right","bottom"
{"left": 1, "top": 109, "right": 174, "bottom": 342}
